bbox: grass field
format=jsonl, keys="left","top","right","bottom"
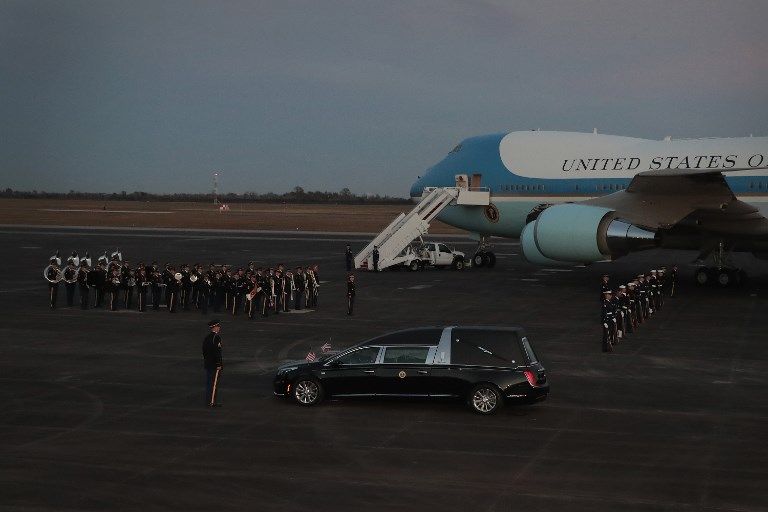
{"left": 0, "top": 198, "right": 462, "bottom": 233}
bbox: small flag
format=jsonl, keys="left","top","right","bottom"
{"left": 321, "top": 342, "right": 332, "bottom": 353}
{"left": 305, "top": 350, "right": 317, "bottom": 362}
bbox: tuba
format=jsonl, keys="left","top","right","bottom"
{"left": 63, "top": 266, "right": 79, "bottom": 284}
{"left": 43, "top": 264, "right": 63, "bottom": 283}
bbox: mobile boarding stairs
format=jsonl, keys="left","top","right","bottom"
{"left": 355, "top": 186, "right": 490, "bottom": 271}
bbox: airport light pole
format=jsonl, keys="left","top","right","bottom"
{"left": 213, "top": 172, "right": 219, "bottom": 205}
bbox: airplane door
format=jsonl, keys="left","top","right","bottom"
{"left": 470, "top": 173, "right": 482, "bottom": 189}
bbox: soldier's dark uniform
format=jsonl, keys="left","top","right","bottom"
{"left": 136, "top": 268, "right": 149, "bottom": 312}
{"left": 372, "top": 246, "right": 380, "bottom": 272}
{"left": 197, "top": 275, "right": 210, "bottom": 315}
{"left": 202, "top": 320, "right": 223, "bottom": 407}
{"left": 180, "top": 264, "right": 191, "bottom": 311}
{"left": 600, "top": 275, "right": 611, "bottom": 302}
{"left": 294, "top": 267, "right": 305, "bottom": 310}
{"left": 107, "top": 269, "right": 121, "bottom": 311}
{"left": 669, "top": 266, "right": 679, "bottom": 297}
{"left": 346, "top": 274, "right": 356, "bottom": 315}
{"left": 150, "top": 264, "right": 162, "bottom": 310}
{"left": 345, "top": 245, "right": 353, "bottom": 271}
{"left": 88, "top": 263, "right": 104, "bottom": 307}
{"left": 601, "top": 291, "right": 615, "bottom": 352}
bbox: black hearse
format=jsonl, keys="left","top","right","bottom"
{"left": 273, "top": 326, "right": 548, "bottom": 414}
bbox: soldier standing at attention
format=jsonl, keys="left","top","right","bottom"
{"left": 345, "top": 244, "right": 353, "bottom": 271}
{"left": 669, "top": 265, "right": 679, "bottom": 297}
{"left": 202, "top": 319, "right": 223, "bottom": 408}
{"left": 601, "top": 290, "right": 615, "bottom": 352}
{"left": 372, "top": 246, "right": 380, "bottom": 272}
{"left": 600, "top": 274, "right": 610, "bottom": 301}
{"left": 294, "top": 266, "right": 305, "bottom": 310}
{"left": 62, "top": 260, "right": 78, "bottom": 307}
{"left": 346, "top": 273, "right": 356, "bottom": 315}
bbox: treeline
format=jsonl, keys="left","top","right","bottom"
{"left": 0, "top": 186, "right": 411, "bottom": 205}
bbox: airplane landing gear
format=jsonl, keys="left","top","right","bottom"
{"left": 694, "top": 241, "right": 747, "bottom": 287}
{"left": 472, "top": 235, "right": 496, "bottom": 268}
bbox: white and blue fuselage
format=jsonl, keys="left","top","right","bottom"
{"left": 410, "top": 131, "right": 768, "bottom": 239}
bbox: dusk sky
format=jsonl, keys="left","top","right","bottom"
{"left": 2, "top": 0, "right": 767, "bottom": 197}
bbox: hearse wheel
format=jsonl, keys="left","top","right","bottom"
{"left": 468, "top": 384, "right": 503, "bottom": 415}
{"left": 293, "top": 378, "right": 324, "bottom": 406}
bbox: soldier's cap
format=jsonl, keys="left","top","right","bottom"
{"left": 619, "top": 285, "right": 626, "bottom": 289}
{"left": 208, "top": 319, "right": 221, "bottom": 328}
{"left": 50, "top": 257, "right": 57, "bottom": 263}
{"left": 603, "top": 290, "right": 612, "bottom": 295}
{"left": 651, "top": 269, "right": 657, "bottom": 273}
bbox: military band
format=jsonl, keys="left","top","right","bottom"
{"left": 43, "top": 249, "right": 324, "bottom": 320}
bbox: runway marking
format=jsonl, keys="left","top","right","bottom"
{"left": 402, "top": 284, "right": 433, "bottom": 290}
{"left": 20, "top": 246, "right": 42, "bottom": 249}
{"left": 282, "top": 309, "right": 314, "bottom": 314}
{"left": 541, "top": 268, "right": 574, "bottom": 272}
{"left": 0, "top": 286, "right": 40, "bottom": 293}
{"left": 39, "top": 209, "right": 174, "bottom": 214}
{"left": 520, "top": 278, "right": 539, "bottom": 282}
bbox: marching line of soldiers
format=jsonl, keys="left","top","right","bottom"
{"left": 44, "top": 250, "right": 321, "bottom": 317}
{"left": 600, "top": 266, "right": 678, "bottom": 353}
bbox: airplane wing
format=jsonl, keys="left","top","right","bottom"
{"left": 581, "top": 167, "right": 768, "bottom": 238}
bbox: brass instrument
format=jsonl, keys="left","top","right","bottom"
{"left": 63, "top": 266, "right": 79, "bottom": 284}
{"left": 189, "top": 274, "right": 199, "bottom": 283}
{"left": 43, "top": 264, "right": 63, "bottom": 283}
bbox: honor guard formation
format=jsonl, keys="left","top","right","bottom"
{"left": 599, "top": 266, "right": 678, "bottom": 353}
{"left": 43, "top": 249, "right": 322, "bottom": 318}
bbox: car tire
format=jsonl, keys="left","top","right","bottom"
{"left": 409, "top": 260, "right": 420, "bottom": 272}
{"left": 472, "top": 252, "right": 485, "bottom": 267}
{"left": 717, "top": 269, "right": 732, "bottom": 287}
{"left": 486, "top": 252, "right": 496, "bottom": 267}
{"left": 453, "top": 258, "right": 465, "bottom": 270}
{"left": 467, "top": 384, "right": 503, "bottom": 415}
{"left": 293, "top": 377, "right": 324, "bottom": 406}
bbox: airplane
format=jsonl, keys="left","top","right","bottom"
{"left": 409, "top": 130, "right": 768, "bottom": 285}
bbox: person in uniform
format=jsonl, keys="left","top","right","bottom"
{"left": 246, "top": 274, "right": 259, "bottom": 319}
{"left": 601, "top": 290, "right": 615, "bottom": 352}
{"left": 294, "top": 266, "right": 305, "bottom": 310}
{"left": 180, "top": 263, "right": 192, "bottom": 311}
{"left": 600, "top": 274, "right": 611, "bottom": 301}
{"left": 150, "top": 262, "right": 162, "bottom": 310}
{"left": 108, "top": 267, "right": 121, "bottom": 311}
{"left": 345, "top": 244, "right": 353, "bottom": 271}
{"left": 123, "top": 264, "right": 136, "bottom": 310}
{"left": 77, "top": 261, "right": 90, "bottom": 309}
{"left": 284, "top": 269, "right": 294, "bottom": 312}
{"left": 202, "top": 319, "right": 223, "bottom": 407}
{"left": 167, "top": 265, "right": 180, "bottom": 313}
{"left": 136, "top": 266, "right": 149, "bottom": 312}
{"left": 372, "top": 246, "right": 380, "bottom": 272}
{"left": 197, "top": 272, "right": 211, "bottom": 315}
{"left": 45, "top": 258, "right": 60, "bottom": 309}
{"left": 669, "top": 265, "right": 678, "bottom": 297}
{"left": 88, "top": 261, "right": 104, "bottom": 308}
{"left": 346, "top": 273, "right": 356, "bottom": 315}
{"left": 62, "top": 260, "right": 78, "bottom": 307}
{"left": 310, "top": 264, "right": 319, "bottom": 308}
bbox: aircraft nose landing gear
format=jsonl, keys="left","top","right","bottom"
{"left": 472, "top": 235, "right": 496, "bottom": 268}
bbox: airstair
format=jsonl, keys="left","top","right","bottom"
{"left": 355, "top": 186, "right": 490, "bottom": 271}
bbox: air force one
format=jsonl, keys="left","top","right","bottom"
{"left": 380, "top": 130, "right": 768, "bottom": 284}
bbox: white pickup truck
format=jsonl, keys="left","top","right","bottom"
{"left": 392, "top": 242, "right": 467, "bottom": 271}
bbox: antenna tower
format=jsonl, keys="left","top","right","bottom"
{"left": 213, "top": 172, "right": 219, "bottom": 204}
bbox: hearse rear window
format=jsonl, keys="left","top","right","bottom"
{"left": 451, "top": 329, "right": 524, "bottom": 367}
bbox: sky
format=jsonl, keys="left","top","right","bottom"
{"left": 2, "top": 0, "right": 767, "bottom": 197}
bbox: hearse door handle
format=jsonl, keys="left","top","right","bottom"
{"left": 417, "top": 370, "right": 429, "bottom": 375}
{"left": 363, "top": 370, "right": 375, "bottom": 374}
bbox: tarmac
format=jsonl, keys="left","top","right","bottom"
{"left": 1, "top": 226, "right": 767, "bottom": 512}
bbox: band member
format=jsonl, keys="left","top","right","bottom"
{"left": 346, "top": 273, "right": 356, "bottom": 315}
{"left": 108, "top": 268, "right": 121, "bottom": 311}
{"left": 202, "top": 319, "right": 223, "bottom": 407}
{"left": 166, "top": 266, "right": 180, "bottom": 313}
{"left": 77, "top": 261, "right": 90, "bottom": 309}
{"left": 274, "top": 269, "right": 283, "bottom": 313}
{"left": 231, "top": 268, "right": 247, "bottom": 316}
{"left": 123, "top": 268, "right": 136, "bottom": 309}
{"left": 62, "top": 260, "right": 78, "bottom": 307}
{"left": 136, "top": 266, "right": 149, "bottom": 312}
{"left": 311, "top": 264, "right": 319, "bottom": 308}
{"left": 150, "top": 262, "right": 162, "bottom": 310}
{"left": 222, "top": 266, "right": 232, "bottom": 311}
{"left": 66, "top": 250, "right": 80, "bottom": 267}
{"left": 198, "top": 272, "right": 211, "bottom": 315}
{"left": 213, "top": 270, "right": 225, "bottom": 313}
{"left": 180, "top": 263, "right": 191, "bottom": 311}
{"left": 285, "top": 269, "right": 295, "bottom": 312}
{"left": 247, "top": 275, "right": 260, "bottom": 319}
{"left": 345, "top": 244, "right": 353, "bottom": 271}
{"left": 51, "top": 250, "right": 62, "bottom": 267}
{"left": 45, "top": 257, "right": 60, "bottom": 309}
{"left": 669, "top": 265, "right": 678, "bottom": 297}
{"left": 190, "top": 264, "right": 202, "bottom": 309}
{"left": 88, "top": 262, "right": 105, "bottom": 307}
{"left": 294, "top": 266, "right": 305, "bottom": 310}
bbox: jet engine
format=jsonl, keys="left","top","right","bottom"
{"left": 521, "top": 203, "right": 658, "bottom": 264}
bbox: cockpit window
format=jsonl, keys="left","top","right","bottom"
{"left": 449, "top": 144, "right": 462, "bottom": 154}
